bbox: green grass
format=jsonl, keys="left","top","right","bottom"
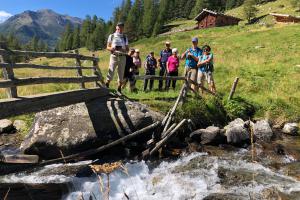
{"left": 226, "top": 0, "right": 299, "bottom": 20}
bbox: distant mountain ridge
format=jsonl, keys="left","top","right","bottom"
{"left": 0, "top": 9, "right": 82, "bottom": 48}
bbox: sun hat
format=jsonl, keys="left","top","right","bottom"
{"left": 172, "top": 48, "right": 178, "bottom": 54}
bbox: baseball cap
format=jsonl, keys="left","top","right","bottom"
{"left": 192, "top": 37, "right": 198, "bottom": 43}
{"left": 135, "top": 49, "right": 140, "bottom": 53}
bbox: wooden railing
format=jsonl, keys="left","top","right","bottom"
{"left": 0, "top": 48, "right": 109, "bottom": 119}
{"left": 0, "top": 49, "right": 104, "bottom": 98}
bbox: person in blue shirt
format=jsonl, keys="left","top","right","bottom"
{"left": 181, "top": 37, "right": 203, "bottom": 90}
{"left": 143, "top": 51, "right": 157, "bottom": 91}
{"left": 158, "top": 41, "right": 172, "bottom": 91}
{"left": 197, "top": 45, "right": 216, "bottom": 94}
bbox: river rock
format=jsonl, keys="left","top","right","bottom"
{"left": 13, "top": 120, "right": 26, "bottom": 132}
{"left": 253, "top": 120, "right": 273, "bottom": 142}
{"left": 224, "top": 119, "right": 250, "bottom": 146}
{"left": 0, "top": 119, "right": 14, "bottom": 134}
{"left": 190, "top": 126, "right": 226, "bottom": 145}
{"left": 282, "top": 123, "right": 299, "bottom": 136}
{"left": 20, "top": 96, "right": 164, "bottom": 160}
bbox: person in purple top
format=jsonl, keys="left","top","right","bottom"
{"left": 158, "top": 41, "right": 172, "bottom": 90}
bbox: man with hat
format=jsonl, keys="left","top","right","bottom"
{"left": 181, "top": 37, "right": 202, "bottom": 90}
{"left": 105, "top": 22, "right": 129, "bottom": 92}
{"left": 158, "top": 41, "right": 172, "bottom": 90}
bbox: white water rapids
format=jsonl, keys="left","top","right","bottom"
{"left": 2, "top": 151, "right": 299, "bottom": 200}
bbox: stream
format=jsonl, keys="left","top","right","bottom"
{"left": 1, "top": 136, "right": 300, "bottom": 200}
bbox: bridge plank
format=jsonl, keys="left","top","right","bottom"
{"left": 0, "top": 88, "right": 110, "bottom": 119}
{"left": 0, "top": 76, "right": 100, "bottom": 88}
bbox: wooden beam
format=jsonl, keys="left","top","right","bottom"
{"left": 0, "top": 76, "right": 100, "bottom": 88}
{"left": 228, "top": 77, "right": 239, "bottom": 100}
{"left": 0, "top": 55, "right": 18, "bottom": 98}
{"left": 75, "top": 49, "right": 85, "bottom": 89}
{"left": 0, "top": 88, "right": 110, "bottom": 119}
{"left": 0, "top": 63, "right": 94, "bottom": 70}
{"left": 135, "top": 75, "right": 186, "bottom": 81}
{"left": 0, "top": 49, "right": 98, "bottom": 61}
{"left": 150, "top": 119, "right": 187, "bottom": 156}
{"left": 40, "top": 121, "right": 161, "bottom": 165}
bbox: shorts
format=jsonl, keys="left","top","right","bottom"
{"left": 184, "top": 67, "right": 198, "bottom": 83}
{"left": 198, "top": 71, "right": 214, "bottom": 85}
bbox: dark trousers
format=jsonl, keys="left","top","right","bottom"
{"left": 158, "top": 63, "right": 167, "bottom": 90}
{"left": 144, "top": 70, "right": 155, "bottom": 91}
{"left": 166, "top": 71, "right": 178, "bottom": 89}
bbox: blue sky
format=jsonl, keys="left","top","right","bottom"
{"left": 0, "top": 0, "right": 123, "bottom": 22}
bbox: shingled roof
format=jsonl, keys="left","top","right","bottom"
{"left": 194, "top": 9, "right": 242, "bottom": 22}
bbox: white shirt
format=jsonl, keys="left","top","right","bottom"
{"left": 107, "top": 33, "right": 128, "bottom": 49}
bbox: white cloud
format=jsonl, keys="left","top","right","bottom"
{"left": 0, "top": 11, "right": 13, "bottom": 23}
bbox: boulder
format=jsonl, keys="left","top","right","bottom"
{"left": 13, "top": 120, "right": 27, "bottom": 132}
{"left": 0, "top": 119, "right": 14, "bottom": 134}
{"left": 253, "top": 120, "right": 273, "bottom": 142}
{"left": 190, "top": 126, "right": 226, "bottom": 145}
{"left": 282, "top": 123, "right": 299, "bottom": 136}
{"left": 224, "top": 119, "right": 250, "bottom": 146}
{"left": 20, "top": 96, "right": 164, "bottom": 160}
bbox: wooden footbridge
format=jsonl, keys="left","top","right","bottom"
{"left": 0, "top": 48, "right": 109, "bottom": 120}
{"left": 0, "top": 48, "right": 222, "bottom": 121}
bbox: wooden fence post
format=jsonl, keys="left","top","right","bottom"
{"left": 0, "top": 55, "right": 18, "bottom": 98}
{"left": 228, "top": 77, "right": 239, "bottom": 101}
{"left": 74, "top": 49, "right": 85, "bottom": 89}
{"left": 92, "top": 53, "right": 105, "bottom": 87}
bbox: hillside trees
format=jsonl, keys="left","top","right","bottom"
{"left": 243, "top": 0, "right": 258, "bottom": 23}
{"left": 291, "top": 0, "right": 300, "bottom": 11}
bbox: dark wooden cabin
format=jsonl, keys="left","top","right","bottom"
{"left": 270, "top": 13, "right": 300, "bottom": 23}
{"left": 194, "top": 9, "right": 242, "bottom": 29}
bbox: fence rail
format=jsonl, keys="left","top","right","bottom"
{"left": 0, "top": 49, "right": 98, "bottom": 61}
{"left": 0, "top": 48, "right": 105, "bottom": 99}
{"left": 0, "top": 63, "right": 94, "bottom": 70}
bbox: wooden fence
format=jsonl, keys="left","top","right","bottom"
{"left": 0, "top": 48, "right": 109, "bottom": 119}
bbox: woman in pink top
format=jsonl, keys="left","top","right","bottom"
{"left": 166, "top": 48, "right": 179, "bottom": 90}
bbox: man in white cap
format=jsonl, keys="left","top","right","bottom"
{"left": 158, "top": 41, "right": 172, "bottom": 90}
{"left": 105, "top": 22, "right": 129, "bottom": 92}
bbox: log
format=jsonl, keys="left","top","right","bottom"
{"left": 0, "top": 55, "right": 18, "bottom": 98}
{"left": 0, "top": 63, "right": 94, "bottom": 70}
{"left": 150, "top": 119, "right": 187, "bottom": 156}
{"left": 228, "top": 77, "right": 239, "bottom": 100}
{"left": 161, "top": 123, "right": 177, "bottom": 139}
{"left": 163, "top": 83, "right": 187, "bottom": 133}
{"left": 40, "top": 121, "right": 161, "bottom": 165}
{"left": 0, "top": 48, "right": 98, "bottom": 61}
{"left": 0, "top": 87, "right": 110, "bottom": 119}
{"left": 75, "top": 49, "right": 85, "bottom": 89}
{"left": 0, "top": 76, "right": 100, "bottom": 88}
{"left": 1, "top": 154, "right": 39, "bottom": 164}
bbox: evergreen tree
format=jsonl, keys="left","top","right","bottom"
{"left": 153, "top": 0, "right": 169, "bottom": 36}
{"left": 80, "top": 15, "right": 92, "bottom": 47}
{"left": 120, "top": 0, "right": 132, "bottom": 22}
{"left": 142, "top": 0, "right": 157, "bottom": 37}
{"left": 291, "top": 0, "right": 300, "bottom": 11}
{"left": 243, "top": 0, "right": 258, "bottom": 23}
{"left": 190, "top": 0, "right": 210, "bottom": 19}
{"left": 72, "top": 25, "right": 80, "bottom": 49}
{"left": 125, "top": 0, "right": 143, "bottom": 40}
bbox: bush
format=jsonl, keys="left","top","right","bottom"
{"left": 223, "top": 96, "right": 256, "bottom": 120}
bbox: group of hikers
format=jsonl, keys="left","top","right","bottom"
{"left": 105, "top": 22, "right": 216, "bottom": 94}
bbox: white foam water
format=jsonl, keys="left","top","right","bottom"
{"left": 64, "top": 153, "right": 300, "bottom": 200}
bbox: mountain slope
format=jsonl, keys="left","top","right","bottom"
{"left": 0, "top": 9, "right": 82, "bottom": 48}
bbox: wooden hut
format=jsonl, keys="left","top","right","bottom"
{"left": 194, "top": 9, "right": 242, "bottom": 29}
{"left": 270, "top": 13, "right": 300, "bottom": 23}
